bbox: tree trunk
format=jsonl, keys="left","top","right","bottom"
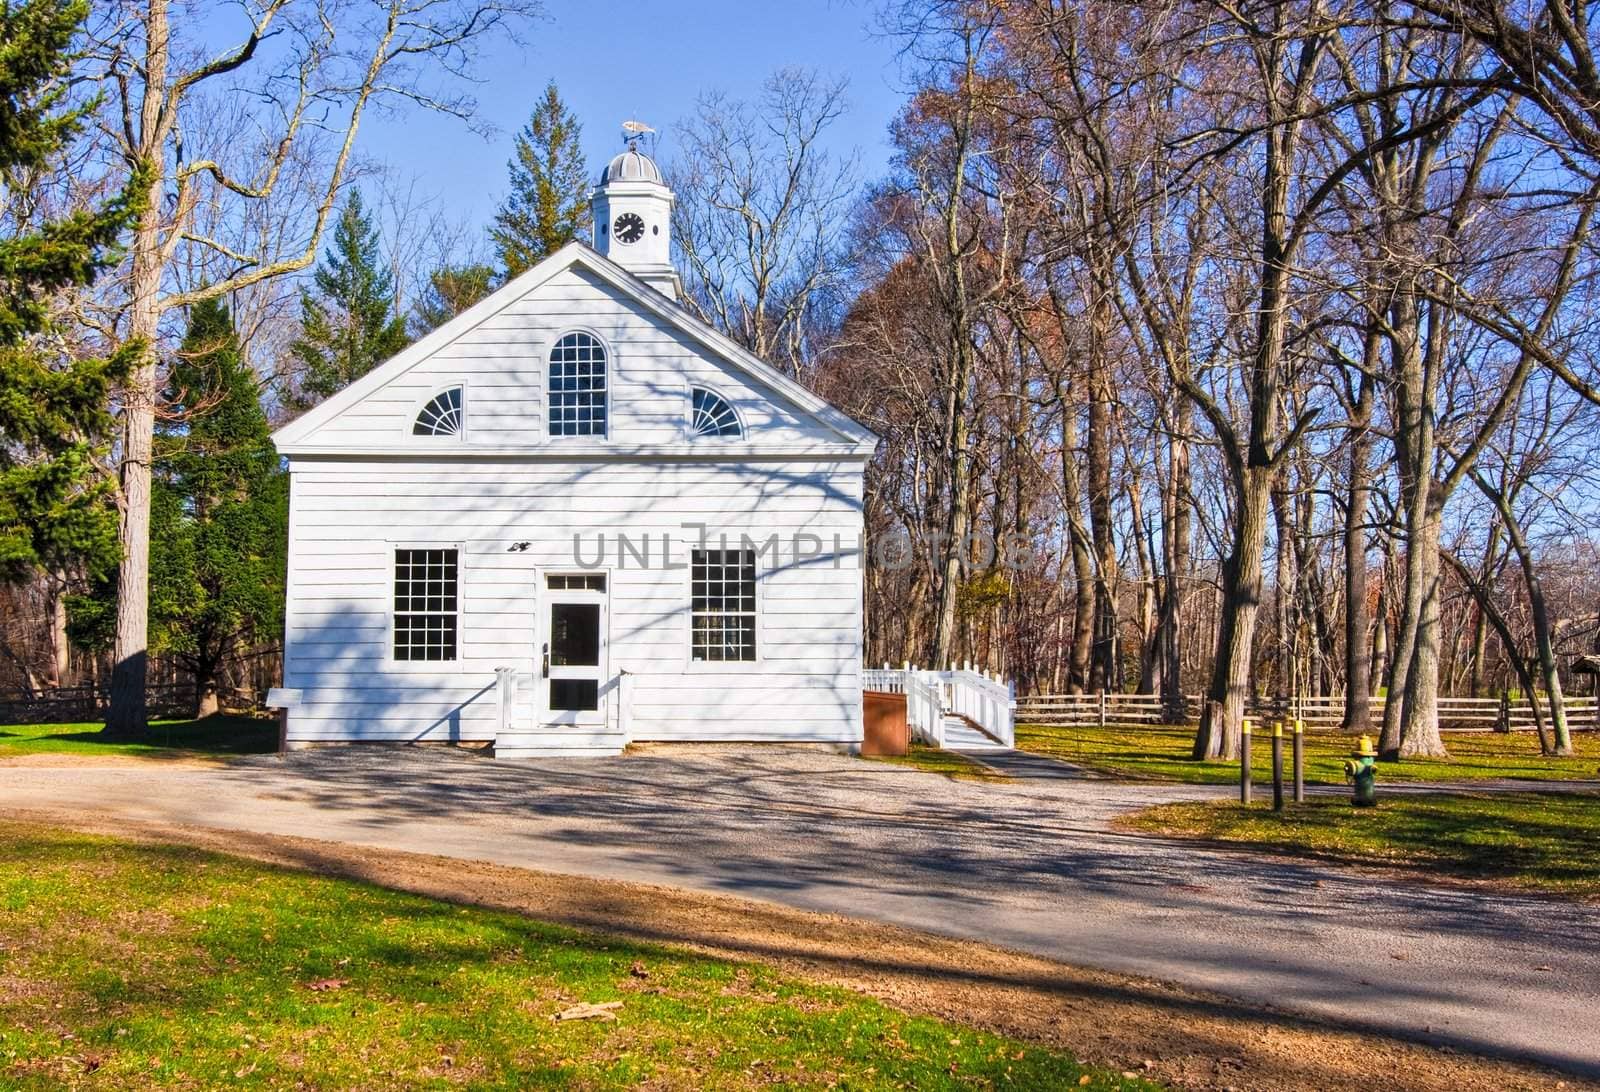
{"left": 1193, "top": 467, "right": 1271, "bottom": 760}
{"left": 1468, "top": 602, "right": 1489, "bottom": 698}
{"left": 1060, "top": 402, "right": 1094, "bottom": 692}
{"left": 1371, "top": 553, "right": 1389, "bottom": 697}
{"left": 104, "top": 0, "right": 170, "bottom": 739}
{"left": 48, "top": 576, "right": 70, "bottom": 688}
{"left": 1341, "top": 344, "right": 1378, "bottom": 731}
{"left": 195, "top": 672, "right": 220, "bottom": 719}
{"left": 1087, "top": 354, "right": 1118, "bottom": 692}
{"left": 1399, "top": 498, "right": 1447, "bottom": 756}
{"left": 1271, "top": 473, "right": 1293, "bottom": 698}
{"left": 1379, "top": 278, "right": 1437, "bottom": 758}
{"left": 1157, "top": 403, "right": 1192, "bottom": 723}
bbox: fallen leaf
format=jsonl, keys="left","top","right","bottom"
{"left": 305, "top": 978, "right": 347, "bottom": 992}
{"left": 553, "top": 1001, "right": 623, "bottom": 1022}
{"left": 629, "top": 961, "right": 649, "bottom": 979}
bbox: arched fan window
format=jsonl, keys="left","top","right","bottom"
{"left": 691, "top": 387, "right": 742, "bottom": 438}
{"left": 413, "top": 387, "right": 464, "bottom": 436}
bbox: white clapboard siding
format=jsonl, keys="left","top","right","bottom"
{"left": 298, "top": 265, "right": 838, "bottom": 449}
{"left": 282, "top": 456, "right": 866, "bottom": 743}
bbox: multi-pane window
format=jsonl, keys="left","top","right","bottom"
{"left": 546, "top": 573, "right": 607, "bottom": 592}
{"left": 691, "top": 548, "right": 756, "bottom": 662}
{"left": 394, "top": 548, "right": 458, "bottom": 661}
{"left": 548, "top": 332, "right": 607, "bottom": 437}
{"left": 691, "top": 387, "right": 742, "bottom": 438}
{"left": 413, "top": 387, "right": 463, "bottom": 436}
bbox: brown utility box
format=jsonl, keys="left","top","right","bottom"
{"left": 862, "top": 690, "right": 910, "bottom": 756}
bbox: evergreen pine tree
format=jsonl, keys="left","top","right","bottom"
{"left": 150, "top": 298, "right": 286, "bottom": 717}
{"left": 411, "top": 261, "right": 497, "bottom": 335}
{"left": 290, "top": 190, "right": 408, "bottom": 406}
{"left": 0, "top": 0, "right": 141, "bottom": 585}
{"left": 491, "top": 82, "right": 589, "bottom": 277}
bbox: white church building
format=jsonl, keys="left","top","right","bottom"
{"left": 271, "top": 137, "right": 877, "bottom": 756}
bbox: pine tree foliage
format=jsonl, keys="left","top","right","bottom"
{"left": 290, "top": 190, "right": 409, "bottom": 406}
{"left": 411, "top": 261, "right": 497, "bottom": 335}
{"left": 0, "top": 0, "right": 141, "bottom": 584}
{"left": 491, "top": 82, "right": 589, "bottom": 277}
{"left": 77, "top": 299, "right": 287, "bottom": 715}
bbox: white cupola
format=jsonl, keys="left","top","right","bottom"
{"left": 591, "top": 126, "right": 679, "bottom": 299}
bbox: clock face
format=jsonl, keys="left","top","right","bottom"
{"left": 614, "top": 212, "right": 645, "bottom": 244}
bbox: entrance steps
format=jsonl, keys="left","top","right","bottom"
{"left": 494, "top": 727, "right": 626, "bottom": 759}
{"left": 942, "top": 715, "right": 1009, "bottom": 751}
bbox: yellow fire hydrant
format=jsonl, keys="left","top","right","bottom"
{"left": 1343, "top": 734, "right": 1379, "bottom": 806}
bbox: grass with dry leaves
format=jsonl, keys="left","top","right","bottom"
{"left": 865, "top": 743, "right": 1010, "bottom": 782}
{"left": 1123, "top": 792, "right": 1600, "bottom": 896}
{"left": 0, "top": 823, "right": 1155, "bottom": 1090}
{"left": 1017, "top": 723, "right": 1600, "bottom": 784}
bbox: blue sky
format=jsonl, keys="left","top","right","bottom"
{"left": 356, "top": 0, "right": 906, "bottom": 235}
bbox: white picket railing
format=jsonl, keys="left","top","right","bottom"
{"left": 864, "top": 662, "right": 1016, "bottom": 748}
{"left": 943, "top": 666, "right": 1016, "bottom": 747}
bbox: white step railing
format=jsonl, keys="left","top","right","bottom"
{"left": 865, "top": 662, "right": 1016, "bottom": 749}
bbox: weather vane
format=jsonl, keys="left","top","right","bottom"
{"left": 621, "top": 119, "right": 655, "bottom": 149}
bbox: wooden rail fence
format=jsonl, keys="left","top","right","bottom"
{"left": 1016, "top": 691, "right": 1600, "bottom": 732}
{"left": 0, "top": 683, "right": 198, "bottom": 725}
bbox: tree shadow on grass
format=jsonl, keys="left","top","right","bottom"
{"left": 0, "top": 830, "right": 1129, "bottom": 1091}
{"left": 2, "top": 714, "right": 278, "bottom": 756}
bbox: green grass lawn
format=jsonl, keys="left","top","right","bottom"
{"left": 1121, "top": 792, "right": 1600, "bottom": 897}
{"left": 0, "top": 824, "right": 1153, "bottom": 1090}
{"left": 1017, "top": 722, "right": 1600, "bottom": 785}
{"left": 0, "top": 715, "right": 277, "bottom": 759}
{"left": 865, "top": 743, "right": 1010, "bottom": 782}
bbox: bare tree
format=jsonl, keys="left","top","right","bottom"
{"left": 671, "top": 68, "right": 859, "bottom": 377}
{"left": 88, "top": 0, "right": 539, "bottom": 736}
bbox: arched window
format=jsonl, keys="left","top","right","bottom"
{"left": 413, "top": 387, "right": 463, "bottom": 436}
{"left": 691, "top": 387, "right": 742, "bottom": 438}
{"left": 548, "top": 332, "right": 607, "bottom": 437}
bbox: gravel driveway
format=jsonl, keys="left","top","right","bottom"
{"left": 4, "top": 744, "right": 1597, "bottom": 1078}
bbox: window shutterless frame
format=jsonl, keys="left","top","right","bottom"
{"left": 687, "top": 546, "right": 759, "bottom": 665}
{"left": 545, "top": 330, "right": 611, "bottom": 439}
{"left": 390, "top": 543, "right": 463, "bottom": 666}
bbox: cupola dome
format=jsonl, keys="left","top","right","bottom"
{"left": 601, "top": 146, "right": 664, "bottom": 185}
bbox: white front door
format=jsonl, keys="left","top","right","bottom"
{"left": 540, "top": 574, "right": 608, "bottom": 728}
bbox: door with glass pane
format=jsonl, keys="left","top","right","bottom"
{"left": 540, "top": 574, "right": 608, "bottom": 727}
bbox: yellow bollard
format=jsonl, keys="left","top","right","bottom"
{"left": 1271, "top": 721, "right": 1285, "bottom": 812}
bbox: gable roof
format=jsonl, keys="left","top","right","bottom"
{"left": 272, "top": 241, "right": 878, "bottom": 455}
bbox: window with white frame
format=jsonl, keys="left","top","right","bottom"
{"left": 548, "top": 332, "right": 607, "bottom": 436}
{"left": 394, "top": 548, "right": 458, "bottom": 661}
{"left": 413, "top": 387, "right": 463, "bottom": 436}
{"left": 691, "top": 548, "right": 756, "bottom": 662}
{"left": 691, "top": 387, "right": 742, "bottom": 438}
